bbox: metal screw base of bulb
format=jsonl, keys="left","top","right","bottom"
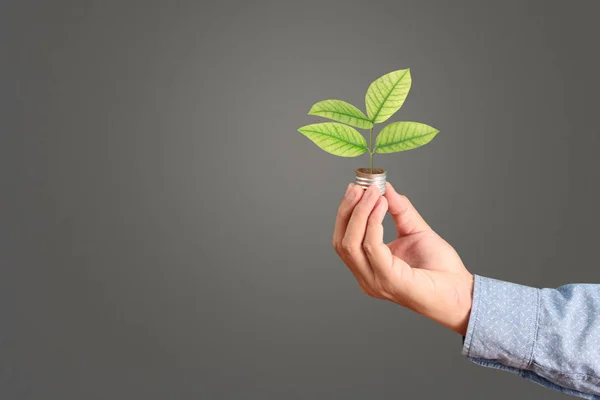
{"left": 355, "top": 168, "right": 386, "bottom": 194}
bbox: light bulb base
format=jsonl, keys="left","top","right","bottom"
{"left": 355, "top": 168, "right": 386, "bottom": 194}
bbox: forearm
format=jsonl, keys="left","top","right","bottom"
{"left": 463, "top": 275, "right": 600, "bottom": 399}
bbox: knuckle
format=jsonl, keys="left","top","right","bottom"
{"left": 340, "top": 238, "right": 356, "bottom": 254}
{"left": 340, "top": 238, "right": 351, "bottom": 251}
{"left": 362, "top": 240, "right": 375, "bottom": 255}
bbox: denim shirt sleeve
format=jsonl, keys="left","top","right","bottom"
{"left": 462, "top": 275, "right": 600, "bottom": 399}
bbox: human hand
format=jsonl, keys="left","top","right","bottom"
{"left": 333, "top": 182, "right": 474, "bottom": 335}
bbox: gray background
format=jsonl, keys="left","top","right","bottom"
{"left": 2, "top": 0, "right": 600, "bottom": 398}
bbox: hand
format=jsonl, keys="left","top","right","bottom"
{"left": 333, "top": 182, "right": 474, "bottom": 335}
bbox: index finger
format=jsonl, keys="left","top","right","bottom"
{"left": 332, "top": 184, "right": 364, "bottom": 250}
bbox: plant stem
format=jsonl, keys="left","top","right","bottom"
{"left": 369, "top": 128, "right": 373, "bottom": 173}
{"left": 369, "top": 127, "right": 374, "bottom": 173}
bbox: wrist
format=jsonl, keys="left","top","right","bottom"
{"left": 409, "top": 271, "right": 474, "bottom": 336}
{"left": 452, "top": 272, "right": 474, "bottom": 335}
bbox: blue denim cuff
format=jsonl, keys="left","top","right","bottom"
{"left": 462, "top": 275, "right": 541, "bottom": 370}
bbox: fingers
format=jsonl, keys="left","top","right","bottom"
{"left": 333, "top": 184, "right": 364, "bottom": 249}
{"left": 333, "top": 183, "right": 372, "bottom": 283}
{"left": 339, "top": 185, "right": 381, "bottom": 279}
{"left": 343, "top": 185, "right": 381, "bottom": 250}
{"left": 384, "top": 182, "right": 431, "bottom": 237}
{"left": 363, "top": 196, "right": 393, "bottom": 272}
{"left": 332, "top": 184, "right": 416, "bottom": 303}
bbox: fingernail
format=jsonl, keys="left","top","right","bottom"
{"left": 344, "top": 183, "right": 353, "bottom": 196}
{"left": 345, "top": 187, "right": 357, "bottom": 201}
{"left": 366, "top": 185, "right": 377, "bottom": 198}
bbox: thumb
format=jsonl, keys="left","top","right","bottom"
{"left": 384, "top": 182, "right": 431, "bottom": 237}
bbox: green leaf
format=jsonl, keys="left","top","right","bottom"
{"left": 298, "top": 123, "right": 368, "bottom": 157}
{"left": 308, "top": 100, "right": 374, "bottom": 129}
{"left": 366, "top": 69, "right": 412, "bottom": 124}
{"left": 374, "top": 121, "right": 439, "bottom": 153}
